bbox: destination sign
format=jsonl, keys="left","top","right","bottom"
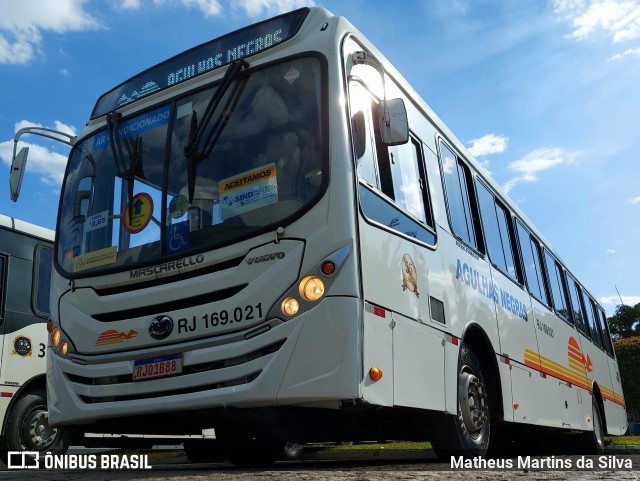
{"left": 91, "top": 8, "right": 309, "bottom": 119}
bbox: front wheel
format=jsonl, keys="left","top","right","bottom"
{"left": 1, "top": 390, "right": 69, "bottom": 462}
{"left": 432, "top": 344, "right": 491, "bottom": 459}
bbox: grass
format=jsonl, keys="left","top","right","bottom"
{"left": 605, "top": 435, "right": 640, "bottom": 446}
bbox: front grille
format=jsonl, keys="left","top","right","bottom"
{"left": 68, "top": 339, "right": 286, "bottom": 403}
{"left": 91, "top": 284, "right": 247, "bottom": 322}
{"left": 78, "top": 372, "right": 262, "bottom": 403}
{"left": 93, "top": 256, "right": 245, "bottom": 296}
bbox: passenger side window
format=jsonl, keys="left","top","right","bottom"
{"left": 388, "top": 138, "right": 431, "bottom": 225}
{"left": 0, "top": 255, "right": 5, "bottom": 319}
{"left": 475, "top": 179, "right": 518, "bottom": 281}
{"left": 597, "top": 308, "right": 616, "bottom": 358}
{"left": 350, "top": 83, "right": 379, "bottom": 188}
{"left": 584, "top": 295, "right": 604, "bottom": 350}
{"left": 515, "top": 220, "right": 548, "bottom": 304}
{"left": 351, "top": 81, "right": 435, "bottom": 244}
{"left": 567, "top": 274, "right": 589, "bottom": 337}
{"left": 440, "top": 141, "right": 478, "bottom": 249}
{"left": 543, "top": 250, "right": 571, "bottom": 322}
{"left": 33, "top": 245, "right": 53, "bottom": 317}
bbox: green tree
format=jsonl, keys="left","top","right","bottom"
{"left": 614, "top": 337, "right": 640, "bottom": 419}
{"left": 607, "top": 303, "right": 640, "bottom": 340}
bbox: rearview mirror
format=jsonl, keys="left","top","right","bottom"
{"left": 9, "top": 146, "right": 29, "bottom": 202}
{"left": 378, "top": 98, "right": 409, "bottom": 146}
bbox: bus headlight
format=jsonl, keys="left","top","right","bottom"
{"left": 51, "top": 327, "right": 61, "bottom": 348}
{"left": 281, "top": 297, "right": 300, "bottom": 316}
{"left": 60, "top": 340, "right": 69, "bottom": 356}
{"left": 299, "top": 276, "right": 325, "bottom": 301}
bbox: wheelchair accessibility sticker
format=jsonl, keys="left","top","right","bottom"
{"left": 166, "top": 220, "right": 190, "bottom": 254}
{"left": 123, "top": 193, "right": 154, "bottom": 234}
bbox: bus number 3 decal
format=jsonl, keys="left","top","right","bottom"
{"left": 177, "top": 303, "right": 263, "bottom": 333}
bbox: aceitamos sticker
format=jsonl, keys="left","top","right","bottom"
{"left": 218, "top": 163, "right": 278, "bottom": 219}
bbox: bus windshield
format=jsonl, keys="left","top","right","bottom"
{"left": 57, "top": 55, "right": 325, "bottom": 277}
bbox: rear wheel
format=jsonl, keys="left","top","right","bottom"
{"left": 582, "top": 398, "right": 605, "bottom": 454}
{"left": 183, "top": 439, "right": 226, "bottom": 463}
{"left": 432, "top": 344, "right": 490, "bottom": 459}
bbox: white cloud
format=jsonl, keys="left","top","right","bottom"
{"left": 116, "top": 0, "right": 313, "bottom": 18}
{"left": 606, "top": 248, "right": 617, "bottom": 253}
{"left": 503, "top": 147, "right": 577, "bottom": 193}
{"left": 599, "top": 295, "right": 640, "bottom": 305}
{"left": 467, "top": 134, "right": 508, "bottom": 157}
{"left": 0, "top": 0, "right": 100, "bottom": 64}
{"left": 629, "top": 195, "right": 640, "bottom": 203}
{"left": 0, "top": 120, "right": 76, "bottom": 187}
{"left": 232, "top": 0, "right": 315, "bottom": 18}
{"left": 553, "top": 0, "right": 640, "bottom": 44}
{"left": 608, "top": 45, "right": 640, "bottom": 59}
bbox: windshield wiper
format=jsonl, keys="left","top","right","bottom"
{"left": 107, "top": 112, "right": 143, "bottom": 224}
{"left": 184, "top": 59, "right": 249, "bottom": 203}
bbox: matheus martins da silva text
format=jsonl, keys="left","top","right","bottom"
{"left": 451, "top": 455, "right": 633, "bottom": 470}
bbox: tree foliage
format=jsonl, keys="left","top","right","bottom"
{"left": 614, "top": 336, "right": 640, "bottom": 419}
{"left": 607, "top": 303, "right": 640, "bottom": 340}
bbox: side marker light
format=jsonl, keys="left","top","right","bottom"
{"left": 369, "top": 367, "right": 383, "bottom": 381}
{"left": 321, "top": 261, "right": 336, "bottom": 276}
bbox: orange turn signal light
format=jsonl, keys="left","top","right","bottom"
{"left": 369, "top": 367, "right": 383, "bottom": 381}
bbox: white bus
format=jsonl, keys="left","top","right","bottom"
{"left": 11, "top": 7, "right": 626, "bottom": 465}
{"left": 0, "top": 215, "right": 68, "bottom": 459}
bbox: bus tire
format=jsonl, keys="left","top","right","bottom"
{"left": 225, "top": 436, "right": 285, "bottom": 468}
{"left": 282, "top": 442, "right": 304, "bottom": 460}
{"left": 183, "top": 439, "right": 226, "bottom": 463}
{"left": 3, "top": 390, "right": 69, "bottom": 459}
{"left": 582, "top": 398, "right": 605, "bottom": 454}
{"left": 432, "top": 343, "right": 490, "bottom": 459}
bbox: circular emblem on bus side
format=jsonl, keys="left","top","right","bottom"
{"left": 14, "top": 336, "right": 32, "bottom": 356}
{"left": 149, "top": 316, "right": 174, "bottom": 340}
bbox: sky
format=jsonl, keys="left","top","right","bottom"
{"left": 0, "top": 0, "right": 638, "bottom": 316}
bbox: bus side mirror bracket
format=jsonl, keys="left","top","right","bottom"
{"left": 9, "top": 126, "right": 76, "bottom": 202}
{"left": 378, "top": 98, "right": 409, "bottom": 146}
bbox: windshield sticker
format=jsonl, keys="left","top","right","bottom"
{"left": 166, "top": 221, "right": 191, "bottom": 254}
{"left": 90, "top": 105, "right": 171, "bottom": 153}
{"left": 176, "top": 101, "right": 193, "bottom": 119}
{"left": 284, "top": 66, "right": 300, "bottom": 85}
{"left": 218, "top": 163, "right": 278, "bottom": 219}
{"left": 84, "top": 210, "right": 109, "bottom": 233}
{"left": 74, "top": 246, "right": 117, "bottom": 272}
{"left": 122, "top": 193, "right": 154, "bottom": 234}
{"left": 168, "top": 194, "right": 189, "bottom": 219}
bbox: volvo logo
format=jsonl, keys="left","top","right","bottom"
{"left": 149, "top": 315, "right": 174, "bottom": 340}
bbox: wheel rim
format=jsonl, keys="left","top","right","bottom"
{"left": 460, "top": 370, "right": 487, "bottom": 437}
{"left": 21, "top": 405, "right": 59, "bottom": 450}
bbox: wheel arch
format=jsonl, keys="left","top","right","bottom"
{"left": 461, "top": 323, "right": 504, "bottom": 424}
{"left": 591, "top": 382, "right": 608, "bottom": 435}
{"left": 1, "top": 374, "right": 47, "bottom": 436}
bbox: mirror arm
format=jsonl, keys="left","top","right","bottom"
{"left": 12, "top": 126, "right": 76, "bottom": 161}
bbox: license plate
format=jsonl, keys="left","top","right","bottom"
{"left": 133, "top": 353, "right": 182, "bottom": 381}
